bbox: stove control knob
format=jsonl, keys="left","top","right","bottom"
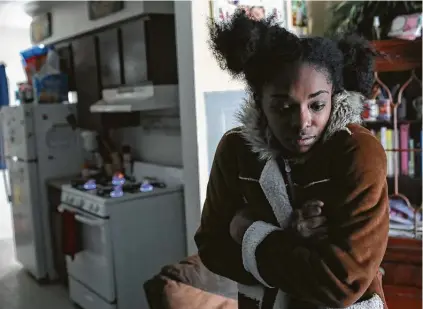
{"left": 95, "top": 205, "right": 100, "bottom": 213}
{"left": 79, "top": 200, "right": 84, "bottom": 208}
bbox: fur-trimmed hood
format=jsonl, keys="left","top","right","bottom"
{"left": 237, "top": 90, "right": 365, "bottom": 161}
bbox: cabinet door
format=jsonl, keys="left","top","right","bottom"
{"left": 72, "top": 35, "right": 101, "bottom": 131}
{"left": 97, "top": 28, "right": 122, "bottom": 88}
{"left": 121, "top": 19, "right": 148, "bottom": 85}
{"left": 145, "top": 15, "right": 178, "bottom": 84}
{"left": 55, "top": 43, "right": 75, "bottom": 91}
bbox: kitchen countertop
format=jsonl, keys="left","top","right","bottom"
{"left": 46, "top": 175, "right": 79, "bottom": 190}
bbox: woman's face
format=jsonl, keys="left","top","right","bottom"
{"left": 261, "top": 64, "right": 332, "bottom": 154}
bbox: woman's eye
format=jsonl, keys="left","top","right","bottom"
{"left": 281, "top": 102, "right": 292, "bottom": 110}
{"left": 310, "top": 102, "right": 325, "bottom": 112}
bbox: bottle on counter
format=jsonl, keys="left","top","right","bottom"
{"left": 94, "top": 151, "right": 104, "bottom": 171}
{"left": 81, "top": 162, "right": 90, "bottom": 179}
{"left": 122, "top": 145, "right": 132, "bottom": 178}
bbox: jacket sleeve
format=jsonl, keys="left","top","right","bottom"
{"left": 194, "top": 131, "right": 258, "bottom": 285}
{"left": 242, "top": 132, "right": 390, "bottom": 307}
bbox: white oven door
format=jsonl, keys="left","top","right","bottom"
{"left": 58, "top": 203, "right": 115, "bottom": 302}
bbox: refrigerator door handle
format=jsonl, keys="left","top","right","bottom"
{"left": 2, "top": 169, "right": 11, "bottom": 203}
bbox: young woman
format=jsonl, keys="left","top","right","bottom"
{"left": 195, "top": 11, "right": 389, "bottom": 309}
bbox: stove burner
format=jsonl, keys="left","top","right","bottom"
{"left": 83, "top": 179, "right": 97, "bottom": 190}
{"left": 140, "top": 181, "right": 153, "bottom": 193}
{"left": 110, "top": 186, "right": 124, "bottom": 198}
{"left": 112, "top": 173, "right": 125, "bottom": 186}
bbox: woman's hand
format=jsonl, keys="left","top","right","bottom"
{"left": 230, "top": 199, "right": 327, "bottom": 245}
{"left": 229, "top": 208, "right": 256, "bottom": 245}
{"left": 292, "top": 200, "right": 327, "bottom": 239}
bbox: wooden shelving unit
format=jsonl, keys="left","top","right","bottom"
{"left": 369, "top": 39, "right": 422, "bottom": 309}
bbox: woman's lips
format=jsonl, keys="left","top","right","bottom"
{"left": 295, "top": 136, "right": 316, "bottom": 147}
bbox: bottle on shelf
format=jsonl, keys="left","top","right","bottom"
{"left": 372, "top": 16, "right": 381, "bottom": 40}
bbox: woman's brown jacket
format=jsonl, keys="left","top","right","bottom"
{"left": 195, "top": 91, "right": 389, "bottom": 309}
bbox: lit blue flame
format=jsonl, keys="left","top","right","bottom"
{"left": 140, "top": 182, "right": 153, "bottom": 192}
{"left": 112, "top": 174, "right": 125, "bottom": 186}
{"left": 110, "top": 186, "right": 124, "bottom": 198}
{"left": 83, "top": 179, "right": 96, "bottom": 190}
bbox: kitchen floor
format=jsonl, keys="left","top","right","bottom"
{"left": 0, "top": 171, "right": 75, "bottom": 309}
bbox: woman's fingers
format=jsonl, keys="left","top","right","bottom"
{"left": 302, "top": 200, "right": 324, "bottom": 218}
{"left": 297, "top": 216, "right": 327, "bottom": 230}
{"left": 296, "top": 216, "right": 327, "bottom": 238}
{"left": 303, "top": 200, "right": 324, "bottom": 208}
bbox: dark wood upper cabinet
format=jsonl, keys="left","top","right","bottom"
{"left": 121, "top": 19, "right": 148, "bottom": 86}
{"left": 144, "top": 15, "right": 178, "bottom": 85}
{"left": 120, "top": 14, "right": 178, "bottom": 86}
{"left": 55, "top": 43, "right": 76, "bottom": 91}
{"left": 97, "top": 29, "right": 122, "bottom": 88}
{"left": 72, "top": 35, "right": 102, "bottom": 131}
{"left": 52, "top": 14, "right": 177, "bottom": 130}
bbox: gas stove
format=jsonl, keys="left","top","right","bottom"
{"left": 70, "top": 174, "right": 166, "bottom": 197}
{"left": 61, "top": 174, "right": 177, "bottom": 217}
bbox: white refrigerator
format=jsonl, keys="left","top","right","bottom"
{"left": 1, "top": 104, "right": 83, "bottom": 280}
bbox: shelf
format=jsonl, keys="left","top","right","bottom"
{"left": 372, "top": 39, "right": 422, "bottom": 72}
{"left": 385, "top": 149, "right": 422, "bottom": 153}
{"left": 364, "top": 119, "right": 421, "bottom": 126}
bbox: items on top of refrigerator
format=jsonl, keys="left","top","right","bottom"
{"left": 17, "top": 82, "right": 34, "bottom": 104}
{"left": 20, "top": 45, "right": 49, "bottom": 84}
{"left": 20, "top": 46, "right": 68, "bottom": 104}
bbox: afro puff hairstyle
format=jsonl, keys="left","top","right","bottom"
{"left": 208, "top": 11, "right": 376, "bottom": 98}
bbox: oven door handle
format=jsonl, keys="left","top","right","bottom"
{"left": 58, "top": 204, "right": 105, "bottom": 227}
{"left": 74, "top": 214, "right": 105, "bottom": 227}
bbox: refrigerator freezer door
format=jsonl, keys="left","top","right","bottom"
{"left": 1, "top": 106, "right": 36, "bottom": 160}
{"left": 7, "top": 158, "right": 46, "bottom": 279}
{"left": 32, "top": 104, "right": 83, "bottom": 177}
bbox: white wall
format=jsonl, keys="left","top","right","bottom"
{"left": 114, "top": 112, "right": 183, "bottom": 167}
{"left": 0, "top": 27, "right": 31, "bottom": 104}
{"left": 174, "top": 1, "right": 246, "bottom": 254}
{"left": 33, "top": 1, "right": 174, "bottom": 45}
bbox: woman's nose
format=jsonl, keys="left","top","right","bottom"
{"left": 291, "top": 108, "right": 311, "bottom": 131}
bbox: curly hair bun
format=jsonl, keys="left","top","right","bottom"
{"left": 208, "top": 10, "right": 301, "bottom": 87}
{"left": 337, "top": 35, "right": 376, "bottom": 97}
{"left": 208, "top": 11, "right": 376, "bottom": 97}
